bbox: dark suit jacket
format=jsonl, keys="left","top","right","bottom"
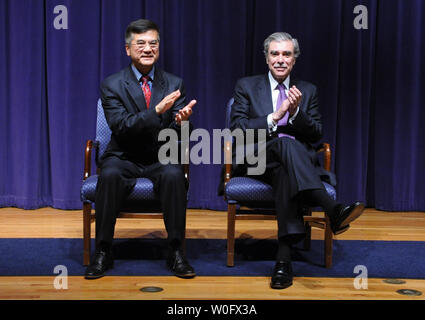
{"left": 218, "top": 73, "right": 335, "bottom": 196}
{"left": 100, "top": 65, "right": 189, "bottom": 166}
{"left": 230, "top": 74, "right": 322, "bottom": 148}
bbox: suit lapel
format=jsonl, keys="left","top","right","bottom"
{"left": 150, "top": 67, "right": 166, "bottom": 109}
{"left": 257, "top": 74, "right": 274, "bottom": 114}
{"left": 124, "top": 65, "right": 147, "bottom": 112}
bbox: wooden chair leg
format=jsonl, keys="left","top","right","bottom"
{"left": 304, "top": 221, "right": 312, "bottom": 251}
{"left": 324, "top": 215, "right": 333, "bottom": 268}
{"left": 227, "top": 204, "right": 236, "bottom": 267}
{"left": 83, "top": 202, "right": 92, "bottom": 266}
{"left": 303, "top": 207, "right": 312, "bottom": 250}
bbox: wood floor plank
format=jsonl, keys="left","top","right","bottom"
{"left": 1, "top": 208, "right": 425, "bottom": 241}
{"left": 1, "top": 207, "right": 425, "bottom": 300}
{"left": 0, "top": 276, "right": 424, "bottom": 300}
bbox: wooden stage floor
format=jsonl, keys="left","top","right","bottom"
{"left": 0, "top": 207, "right": 424, "bottom": 301}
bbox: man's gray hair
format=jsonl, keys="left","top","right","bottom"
{"left": 263, "top": 32, "right": 300, "bottom": 58}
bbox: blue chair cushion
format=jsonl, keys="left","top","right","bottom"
{"left": 81, "top": 175, "right": 159, "bottom": 203}
{"left": 225, "top": 176, "right": 336, "bottom": 203}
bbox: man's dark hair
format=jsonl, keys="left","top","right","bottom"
{"left": 125, "top": 19, "right": 160, "bottom": 45}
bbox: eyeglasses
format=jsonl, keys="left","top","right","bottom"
{"left": 132, "top": 40, "right": 159, "bottom": 50}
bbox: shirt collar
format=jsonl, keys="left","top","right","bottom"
{"left": 268, "top": 71, "right": 290, "bottom": 90}
{"left": 131, "top": 64, "right": 155, "bottom": 82}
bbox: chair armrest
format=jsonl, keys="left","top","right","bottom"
{"left": 84, "top": 140, "right": 100, "bottom": 179}
{"left": 84, "top": 140, "right": 94, "bottom": 180}
{"left": 221, "top": 140, "right": 332, "bottom": 180}
{"left": 86, "top": 139, "right": 189, "bottom": 182}
{"left": 315, "top": 142, "right": 331, "bottom": 172}
{"left": 224, "top": 140, "right": 232, "bottom": 186}
{"left": 182, "top": 141, "right": 190, "bottom": 183}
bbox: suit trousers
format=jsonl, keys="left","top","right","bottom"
{"left": 94, "top": 155, "right": 187, "bottom": 248}
{"left": 259, "top": 137, "right": 326, "bottom": 242}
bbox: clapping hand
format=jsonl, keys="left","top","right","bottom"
{"left": 175, "top": 99, "right": 197, "bottom": 125}
{"left": 272, "top": 85, "right": 302, "bottom": 122}
{"left": 286, "top": 86, "right": 302, "bottom": 116}
{"left": 155, "top": 90, "right": 181, "bottom": 115}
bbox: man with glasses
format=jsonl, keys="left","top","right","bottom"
{"left": 230, "top": 32, "right": 365, "bottom": 289}
{"left": 85, "top": 19, "right": 196, "bottom": 280}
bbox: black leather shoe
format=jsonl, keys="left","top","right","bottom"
{"left": 84, "top": 249, "right": 113, "bottom": 280}
{"left": 166, "top": 250, "right": 196, "bottom": 279}
{"left": 330, "top": 202, "right": 365, "bottom": 234}
{"left": 270, "top": 261, "right": 293, "bottom": 289}
{"left": 334, "top": 224, "right": 350, "bottom": 235}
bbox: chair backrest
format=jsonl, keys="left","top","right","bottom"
{"left": 225, "top": 98, "right": 234, "bottom": 129}
{"left": 96, "top": 98, "right": 112, "bottom": 158}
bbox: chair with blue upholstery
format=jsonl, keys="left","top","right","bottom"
{"left": 80, "top": 99, "right": 189, "bottom": 265}
{"left": 223, "top": 98, "right": 337, "bottom": 268}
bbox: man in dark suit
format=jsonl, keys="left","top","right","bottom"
{"left": 230, "top": 32, "right": 365, "bottom": 289}
{"left": 85, "top": 19, "right": 197, "bottom": 280}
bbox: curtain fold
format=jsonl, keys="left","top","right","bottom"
{"left": 0, "top": 0, "right": 424, "bottom": 211}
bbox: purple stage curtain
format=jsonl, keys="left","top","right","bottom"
{"left": 0, "top": 0, "right": 424, "bottom": 211}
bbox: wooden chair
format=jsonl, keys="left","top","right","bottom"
{"left": 80, "top": 99, "right": 189, "bottom": 265}
{"left": 222, "top": 99, "right": 336, "bottom": 268}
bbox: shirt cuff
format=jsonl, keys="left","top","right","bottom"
{"left": 267, "top": 113, "right": 277, "bottom": 134}
{"left": 288, "top": 107, "right": 300, "bottom": 125}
